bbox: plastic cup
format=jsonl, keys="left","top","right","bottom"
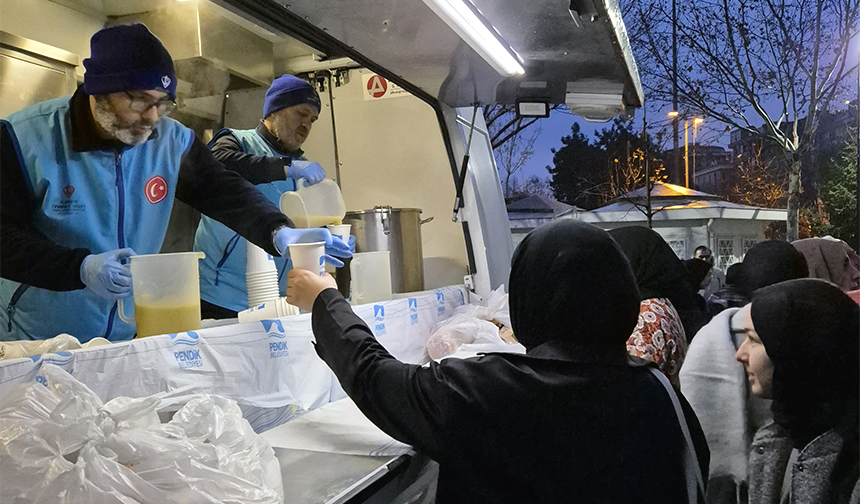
{"left": 237, "top": 297, "right": 301, "bottom": 324}
{"left": 246, "top": 257, "right": 280, "bottom": 308}
{"left": 289, "top": 241, "right": 325, "bottom": 276}
{"left": 246, "top": 272, "right": 280, "bottom": 283}
{"left": 248, "top": 294, "right": 279, "bottom": 308}
{"left": 81, "top": 337, "right": 111, "bottom": 349}
{"left": 247, "top": 243, "right": 277, "bottom": 274}
{"left": 246, "top": 277, "right": 278, "bottom": 285}
{"left": 326, "top": 224, "right": 351, "bottom": 242}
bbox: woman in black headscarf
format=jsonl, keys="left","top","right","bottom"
{"left": 288, "top": 219, "right": 709, "bottom": 503}
{"left": 736, "top": 279, "right": 859, "bottom": 503}
{"left": 609, "top": 227, "right": 706, "bottom": 382}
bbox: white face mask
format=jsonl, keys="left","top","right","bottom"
{"left": 92, "top": 95, "right": 156, "bottom": 146}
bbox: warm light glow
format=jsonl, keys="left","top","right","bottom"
{"left": 422, "top": 0, "right": 525, "bottom": 76}
{"left": 668, "top": 111, "right": 679, "bottom": 117}
{"left": 693, "top": 117, "right": 704, "bottom": 125}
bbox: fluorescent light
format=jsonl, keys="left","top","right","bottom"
{"left": 422, "top": 0, "right": 525, "bottom": 77}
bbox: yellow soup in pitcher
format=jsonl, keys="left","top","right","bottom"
{"left": 134, "top": 302, "right": 201, "bottom": 338}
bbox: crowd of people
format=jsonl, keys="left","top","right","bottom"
{"left": 288, "top": 220, "right": 860, "bottom": 504}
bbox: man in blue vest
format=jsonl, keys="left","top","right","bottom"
{"left": 194, "top": 75, "right": 352, "bottom": 319}
{"left": 0, "top": 24, "right": 350, "bottom": 342}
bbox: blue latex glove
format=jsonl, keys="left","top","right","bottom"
{"left": 80, "top": 248, "right": 136, "bottom": 300}
{"left": 288, "top": 160, "right": 326, "bottom": 185}
{"left": 275, "top": 227, "right": 352, "bottom": 268}
{"left": 348, "top": 235, "right": 356, "bottom": 255}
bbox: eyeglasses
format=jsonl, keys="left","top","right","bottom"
{"left": 124, "top": 92, "right": 177, "bottom": 115}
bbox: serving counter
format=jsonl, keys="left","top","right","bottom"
{"left": 0, "top": 285, "right": 465, "bottom": 502}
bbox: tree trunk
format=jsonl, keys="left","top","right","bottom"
{"left": 786, "top": 156, "right": 802, "bottom": 241}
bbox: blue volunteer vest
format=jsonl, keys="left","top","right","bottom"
{"left": 194, "top": 128, "right": 298, "bottom": 312}
{"left": 0, "top": 96, "right": 194, "bottom": 342}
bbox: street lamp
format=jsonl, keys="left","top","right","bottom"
{"left": 668, "top": 111, "right": 703, "bottom": 188}
{"left": 693, "top": 117, "right": 704, "bottom": 190}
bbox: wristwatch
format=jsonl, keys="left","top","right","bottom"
{"left": 272, "top": 225, "right": 288, "bottom": 254}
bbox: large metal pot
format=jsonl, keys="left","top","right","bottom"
{"left": 343, "top": 207, "right": 433, "bottom": 293}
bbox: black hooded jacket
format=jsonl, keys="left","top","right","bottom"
{"left": 310, "top": 220, "right": 709, "bottom": 503}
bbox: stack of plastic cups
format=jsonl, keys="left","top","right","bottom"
{"left": 246, "top": 244, "right": 280, "bottom": 308}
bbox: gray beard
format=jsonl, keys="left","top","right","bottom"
{"left": 270, "top": 116, "right": 300, "bottom": 152}
{"left": 92, "top": 98, "right": 153, "bottom": 146}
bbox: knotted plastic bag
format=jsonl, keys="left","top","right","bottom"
{"left": 425, "top": 286, "right": 519, "bottom": 361}
{"left": 0, "top": 364, "right": 283, "bottom": 503}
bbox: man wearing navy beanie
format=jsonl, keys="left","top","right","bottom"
{"left": 0, "top": 25, "right": 350, "bottom": 342}
{"left": 194, "top": 74, "right": 353, "bottom": 319}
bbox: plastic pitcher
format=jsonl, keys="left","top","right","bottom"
{"left": 279, "top": 178, "right": 346, "bottom": 228}
{"left": 350, "top": 251, "right": 392, "bottom": 305}
{"left": 118, "top": 252, "right": 205, "bottom": 338}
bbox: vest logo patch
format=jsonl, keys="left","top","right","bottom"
{"left": 145, "top": 176, "right": 167, "bottom": 204}
{"left": 52, "top": 185, "right": 86, "bottom": 216}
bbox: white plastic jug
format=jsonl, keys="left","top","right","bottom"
{"left": 118, "top": 252, "right": 205, "bottom": 338}
{"left": 279, "top": 178, "right": 346, "bottom": 228}
{"left": 350, "top": 251, "right": 392, "bottom": 305}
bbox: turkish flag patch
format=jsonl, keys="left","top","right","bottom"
{"left": 144, "top": 176, "right": 168, "bottom": 204}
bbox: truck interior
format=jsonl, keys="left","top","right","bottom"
{"left": 1, "top": 0, "right": 643, "bottom": 298}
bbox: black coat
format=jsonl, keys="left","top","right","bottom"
{"left": 311, "top": 289, "right": 710, "bottom": 504}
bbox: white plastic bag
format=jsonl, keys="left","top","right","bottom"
{"left": 425, "top": 286, "right": 516, "bottom": 360}
{"left": 0, "top": 364, "right": 283, "bottom": 504}
{"left": 0, "top": 333, "right": 83, "bottom": 360}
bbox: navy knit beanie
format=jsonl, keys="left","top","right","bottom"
{"left": 263, "top": 75, "right": 321, "bottom": 118}
{"left": 83, "top": 24, "right": 177, "bottom": 99}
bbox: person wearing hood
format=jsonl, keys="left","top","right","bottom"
{"left": 792, "top": 237, "right": 860, "bottom": 293}
{"left": 287, "top": 220, "right": 709, "bottom": 503}
{"left": 0, "top": 24, "right": 351, "bottom": 342}
{"left": 736, "top": 279, "right": 859, "bottom": 504}
{"left": 679, "top": 241, "right": 808, "bottom": 504}
{"left": 608, "top": 226, "right": 694, "bottom": 385}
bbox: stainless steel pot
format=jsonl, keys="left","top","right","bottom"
{"left": 343, "top": 207, "right": 434, "bottom": 293}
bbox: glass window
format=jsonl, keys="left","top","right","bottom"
{"left": 667, "top": 239, "right": 686, "bottom": 260}
{"left": 718, "top": 238, "right": 736, "bottom": 269}
{"left": 742, "top": 238, "right": 758, "bottom": 259}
